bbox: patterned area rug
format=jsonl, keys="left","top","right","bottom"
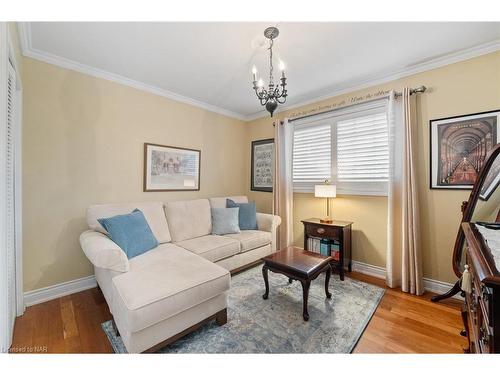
{"left": 102, "top": 265, "right": 384, "bottom": 353}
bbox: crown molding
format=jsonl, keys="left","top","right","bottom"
{"left": 245, "top": 38, "right": 500, "bottom": 121}
{"left": 17, "top": 22, "right": 247, "bottom": 121}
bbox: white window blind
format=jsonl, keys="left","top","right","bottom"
{"left": 337, "top": 112, "right": 389, "bottom": 182}
{"left": 292, "top": 123, "right": 331, "bottom": 191}
{"left": 292, "top": 100, "right": 389, "bottom": 196}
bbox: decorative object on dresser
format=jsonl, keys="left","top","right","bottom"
{"left": 314, "top": 181, "right": 337, "bottom": 223}
{"left": 261, "top": 247, "right": 333, "bottom": 321}
{"left": 429, "top": 109, "right": 499, "bottom": 190}
{"left": 143, "top": 143, "right": 201, "bottom": 192}
{"left": 302, "top": 218, "right": 352, "bottom": 281}
{"left": 251, "top": 138, "right": 274, "bottom": 192}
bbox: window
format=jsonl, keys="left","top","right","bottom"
{"left": 292, "top": 122, "right": 331, "bottom": 192}
{"left": 292, "top": 100, "right": 389, "bottom": 195}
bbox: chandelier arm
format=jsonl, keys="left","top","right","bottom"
{"left": 254, "top": 88, "right": 266, "bottom": 100}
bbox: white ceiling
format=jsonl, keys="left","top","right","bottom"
{"left": 20, "top": 22, "right": 500, "bottom": 120}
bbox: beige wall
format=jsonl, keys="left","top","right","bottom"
{"left": 22, "top": 58, "right": 248, "bottom": 292}
{"left": 246, "top": 51, "right": 500, "bottom": 283}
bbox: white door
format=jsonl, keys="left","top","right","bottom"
{"left": 0, "top": 56, "right": 17, "bottom": 352}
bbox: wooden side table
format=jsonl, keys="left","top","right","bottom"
{"left": 302, "top": 218, "right": 353, "bottom": 281}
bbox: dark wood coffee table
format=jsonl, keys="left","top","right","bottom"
{"left": 261, "top": 246, "right": 333, "bottom": 321}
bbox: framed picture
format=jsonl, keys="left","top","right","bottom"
{"left": 143, "top": 143, "right": 200, "bottom": 192}
{"left": 430, "top": 110, "right": 499, "bottom": 190}
{"left": 251, "top": 138, "right": 274, "bottom": 192}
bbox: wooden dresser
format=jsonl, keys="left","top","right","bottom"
{"left": 461, "top": 222, "right": 500, "bottom": 353}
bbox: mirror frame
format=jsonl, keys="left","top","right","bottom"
{"left": 452, "top": 143, "right": 500, "bottom": 277}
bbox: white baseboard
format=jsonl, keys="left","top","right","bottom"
{"left": 351, "top": 260, "right": 386, "bottom": 279}
{"left": 351, "top": 260, "right": 461, "bottom": 300}
{"left": 23, "top": 275, "right": 97, "bottom": 307}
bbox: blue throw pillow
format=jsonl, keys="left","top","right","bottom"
{"left": 98, "top": 209, "right": 158, "bottom": 259}
{"left": 226, "top": 199, "right": 258, "bottom": 230}
{"left": 211, "top": 207, "right": 240, "bottom": 235}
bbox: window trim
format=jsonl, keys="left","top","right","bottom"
{"left": 292, "top": 99, "right": 389, "bottom": 196}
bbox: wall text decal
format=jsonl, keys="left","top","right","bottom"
{"left": 288, "top": 89, "right": 391, "bottom": 119}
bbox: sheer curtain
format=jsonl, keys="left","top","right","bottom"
{"left": 273, "top": 119, "right": 294, "bottom": 249}
{"left": 386, "top": 88, "right": 423, "bottom": 295}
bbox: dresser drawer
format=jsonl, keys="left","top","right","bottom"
{"left": 304, "top": 223, "right": 341, "bottom": 240}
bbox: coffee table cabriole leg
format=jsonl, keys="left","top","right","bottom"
{"left": 262, "top": 265, "right": 270, "bottom": 300}
{"left": 300, "top": 279, "right": 311, "bottom": 321}
{"left": 325, "top": 266, "right": 332, "bottom": 299}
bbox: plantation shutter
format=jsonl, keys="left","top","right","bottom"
{"left": 5, "top": 59, "right": 17, "bottom": 346}
{"left": 336, "top": 112, "right": 389, "bottom": 183}
{"left": 292, "top": 122, "right": 331, "bottom": 192}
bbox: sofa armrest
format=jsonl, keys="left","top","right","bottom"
{"left": 256, "top": 213, "right": 282, "bottom": 252}
{"left": 79, "top": 230, "right": 129, "bottom": 272}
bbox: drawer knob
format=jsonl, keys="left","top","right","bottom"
{"left": 317, "top": 228, "right": 325, "bottom": 234}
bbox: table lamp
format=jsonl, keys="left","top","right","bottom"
{"left": 314, "top": 182, "right": 336, "bottom": 224}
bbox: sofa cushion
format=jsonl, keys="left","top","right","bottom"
{"left": 226, "top": 199, "right": 258, "bottom": 230}
{"left": 111, "top": 243, "right": 230, "bottom": 333}
{"left": 211, "top": 207, "right": 240, "bottom": 235}
{"left": 176, "top": 235, "right": 240, "bottom": 262}
{"left": 87, "top": 202, "right": 171, "bottom": 244}
{"left": 208, "top": 196, "right": 248, "bottom": 209}
{"left": 98, "top": 209, "right": 158, "bottom": 259}
{"left": 164, "top": 199, "right": 212, "bottom": 242}
{"left": 225, "top": 230, "right": 271, "bottom": 253}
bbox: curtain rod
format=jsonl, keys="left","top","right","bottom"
{"left": 394, "top": 85, "right": 427, "bottom": 98}
{"left": 282, "top": 85, "right": 427, "bottom": 124}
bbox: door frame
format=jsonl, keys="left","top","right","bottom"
{"left": 0, "top": 22, "right": 23, "bottom": 352}
{"left": 8, "top": 25, "right": 24, "bottom": 318}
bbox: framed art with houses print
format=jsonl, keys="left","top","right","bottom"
{"left": 251, "top": 138, "right": 274, "bottom": 192}
{"left": 144, "top": 143, "right": 200, "bottom": 192}
{"left": 430, "top": 110, "right": 499, "bottom": 190}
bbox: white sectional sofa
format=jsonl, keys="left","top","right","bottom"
{"left": 79, "top": 196, "right": 281, "bottom": 353}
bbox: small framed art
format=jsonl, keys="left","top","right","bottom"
{"left": 251, "top": 138, "right": 274, "bottom": 192}
{"left": 144, "top": 143, "right": 200, "bottom": 192}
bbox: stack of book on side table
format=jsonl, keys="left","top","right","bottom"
{"left": 306, "top": 237, "right": 340, "bottom": 261}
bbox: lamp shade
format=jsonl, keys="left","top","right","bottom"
{"left": 314, "top": 184, "right": 336, "bottom": 198}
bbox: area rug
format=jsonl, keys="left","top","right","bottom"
{"left": 102, "top": 265, "right": 384, "bottom": 353}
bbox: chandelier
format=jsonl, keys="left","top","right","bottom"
{"left": 251, "top": 26, "right": 288, "bottom": 117}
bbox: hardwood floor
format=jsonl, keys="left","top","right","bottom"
{"left": 10, "top": 272, "right": 466, "bottom": 353}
